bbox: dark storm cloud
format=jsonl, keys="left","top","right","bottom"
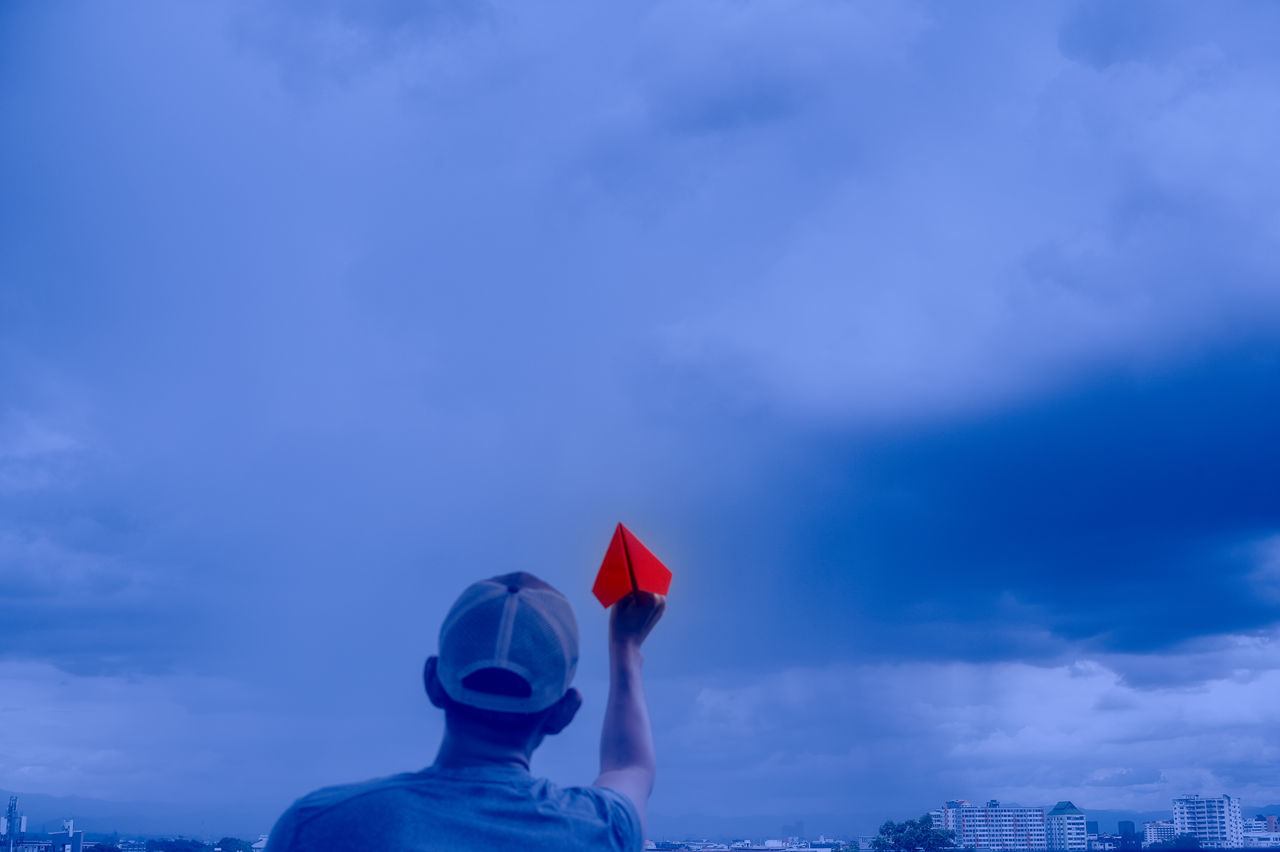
{"left": 764, "top": 344, "right": 1280, "bottom": 666}
{"left": 1058, "top": 0, "right": 1280, "bottom": 70}
{"left": 0, "top": 409, "right": 209, "bottom": 675}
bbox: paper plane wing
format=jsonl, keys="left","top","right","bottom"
{"left": 619, "top": 524, "right": 672, "bottom": 597}
{"left": 592, "top": 523, "right": 673, "bottom": 608}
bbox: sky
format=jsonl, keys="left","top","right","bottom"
{"left": 2, "top": 0, "right": 1280, "bottom": 840}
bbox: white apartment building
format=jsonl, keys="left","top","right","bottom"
{"left": 1243, "top": 817, "right": 1280, "bottom": 848}
{"left": 1144, "top": 821, "right": 1176, "bottom": 847}
{"left": 1047, "top": 802, "right": 1088, "bottom": 851}
{"left": 1172, "top": 795, "right": 1244, "bottom": 849}
{"left": 934, "top": 800, "right": 1049, "bottom": 850}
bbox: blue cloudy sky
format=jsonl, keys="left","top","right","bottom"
{"left": 3, "top": 0, "right": 1280, "bottom": 840}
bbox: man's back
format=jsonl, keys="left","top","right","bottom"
{"left": 268, "top": 764, "right": 642, "bottom": 852}
{"left": 266, "top": 571, "right": 665, "bottom": 852}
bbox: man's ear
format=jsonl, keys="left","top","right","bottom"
{"left": 541, "top": 687, "right": 582, "bottom": 736}
{"left": 423, "top": 656, "right": 448, "bottom": 709}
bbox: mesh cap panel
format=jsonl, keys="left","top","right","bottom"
{"left": 437, "top": 573, "right": 579, "bottom": 713}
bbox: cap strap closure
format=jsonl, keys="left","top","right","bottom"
{"left": 494, "top": 589, "right": 519, "bottom": 663}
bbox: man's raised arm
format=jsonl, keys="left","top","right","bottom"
{"left": 594, "top": 590, "right": 665, "bottom": 835}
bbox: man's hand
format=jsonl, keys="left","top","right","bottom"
{"left": 610, "top": 591, "right": 665, "bottom": 648}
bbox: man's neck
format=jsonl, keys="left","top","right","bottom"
{"left": 433, "top": 725, "right": 535, "bottom": 772}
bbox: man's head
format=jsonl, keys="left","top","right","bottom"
{"left": 424, "top": 572, "right": 582, "bottom": 747}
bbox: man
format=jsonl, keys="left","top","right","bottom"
{"left": 267, "top": 571, "right": 665, "bottom": 851}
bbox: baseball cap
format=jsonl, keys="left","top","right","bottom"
{"left": 437, "top": 572, "right": 580, "bottom": 714}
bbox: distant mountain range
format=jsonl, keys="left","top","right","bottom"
{"left": 0, "top": 788, "right": 274, "bottom": 840}
{"left": 1084, "top": 810, "right": 1174, "bottom": 833}
{"left": 1088, "top": 804, "right": 1280, "bottom": 834}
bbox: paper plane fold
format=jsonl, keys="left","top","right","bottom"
{"left": 592, "top": 523, "right": 672, "bottom": 608}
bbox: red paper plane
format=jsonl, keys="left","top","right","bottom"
{"left": 592, "top": 523, "right": 672, "bottom": 608}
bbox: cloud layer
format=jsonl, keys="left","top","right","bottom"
{"left": 2, "top": 0, "right": 1278, "bottom": 836}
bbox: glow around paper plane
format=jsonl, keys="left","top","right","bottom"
{"left": 592, "top": 523, "right": 672, "bottom": 608}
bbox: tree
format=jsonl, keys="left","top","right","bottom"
{"left": 1149, "top": 835, "right": 1200, "bottom": 851}
{"left": 146, "top": 840, "right": 208, "bottom": 852}
{"left": 870, "top": 814, "right": 956, "bottom": 852}
{"left": 214, "top": 839, "right": 254, "bottom": 852}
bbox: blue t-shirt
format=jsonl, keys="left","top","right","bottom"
{"left": 267, "top": 764, "right": 643, "bottom": 852}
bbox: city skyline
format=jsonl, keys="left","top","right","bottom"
{"left": 3, "top": 787, "right": 1279, "bottom": 844}
{"left": 3, "top": 0, "right": 1279, "bottom": 839}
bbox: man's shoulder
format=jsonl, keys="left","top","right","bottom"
{"left": 268, "top": 768, "right": 642, "bottom": 852}
{"left": 267, "top": 771, "right": 428, "bottom": 848}
{"left": 534, "top": 779, "right": 644, "bottom": 851}
{"left": 285, "top": 771, "right": 424, "bottom": 815}
{"left": 535, "top": 778, "right": 641, "bottom": 824}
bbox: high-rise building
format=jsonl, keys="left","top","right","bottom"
{"left": 1, "top": 797, "right": 27, "bottom": 852}
{"left": 1172, "top": 795, "right": 1243, "bottom": 849}
{"left": 1144, "top": 821, "right": 1176, "bottom": 847}
{"left": 934, "top": 800, "right": 1048, "bottom": 850}
{"left": 1119, "top": 822, "right": 1136, "bottom": 838}
{"left": 1047, "top": 802, "right": 1088, "bottom": 851}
